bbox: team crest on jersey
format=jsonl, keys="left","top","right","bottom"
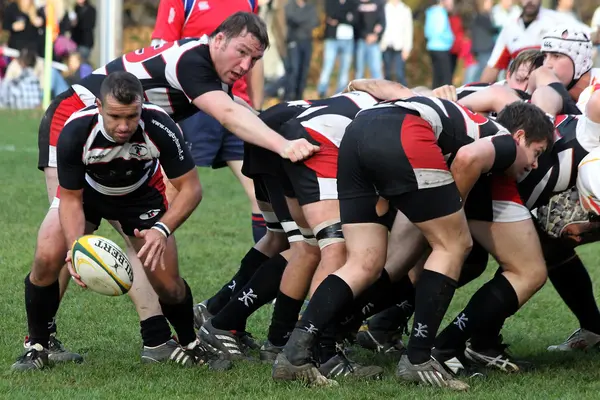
{"left": 198, "top": 1, "right": 210, "bottom": 10}
{"left": 129, "top": 144, "right": 148, "bottom": 157}
{"left": 140, "top": 209, "right": 161, "bottom": 220}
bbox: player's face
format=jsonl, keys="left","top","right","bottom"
{"left": 506, "top": 62, "right": 533, "bottom": 91}
{"left": 213, "top": 31, "right": 264, "bottom": 85}
{"left": 561, "top": 221, "right": 600, "bottom": 246}
{"left": 97, "top": 95, "right": 142, "bottom": 144}
{"left": 542, "top": 53, "right": 574, "bottom": 85}
{"left": 510, "top": 131, "right": 546, "bottom": 176}
{"left": 520, "top": 0, "right": 541, "bottom": 18}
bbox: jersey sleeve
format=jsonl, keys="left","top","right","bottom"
{"left": 56, "top": 117, "right": 90, "bottom": 191}
{"left": 144, "top": 109, "right": 195, "bottom": 179}
{"left": 173, "top": 46, "right": 232, "bottom": 101}
{"left": 487, "top": 26, "right": 511, "bottom": 70}
{"left": 151, "top": 0, "right": 185, "bottom": 41}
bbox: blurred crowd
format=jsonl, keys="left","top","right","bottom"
{"left": 0, "top": 0, "right": 95, "bottom": 109}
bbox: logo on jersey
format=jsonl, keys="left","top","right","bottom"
{"left": 129, "top": 144, "right": 148, "bottom": 157}
{"left": 168, "top": 7, "right": 175, "bottom": 24}
{"left": 151, "top": 119, "right": 185, "bottom": 160}
{"left": 198, "top": 1, "right": 210, "bottom": 10}
{"left": 140, "top": 209, "right": 161, "bottom": 220}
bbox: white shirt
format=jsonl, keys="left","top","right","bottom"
{"left": 487, "top": 8, "right": 591, "bottom": 71}
{"left": 379, "top": 1, "right": 413, "bottom": 52}
{"left": 491, "top": 4, "right": 521, "bottom": 29}
{"left": 576, "top": 68, "right": 600, "bottom": 112}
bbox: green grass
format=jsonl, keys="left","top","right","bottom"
{"left": 1, "top": 110, "right": 600, "bottom": 399}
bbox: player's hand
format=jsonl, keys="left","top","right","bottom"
{"left": 279, "top": 139, "right": 320, "bottom": 162}
{"left": 135, "top": 228, "right": 167, "bottom": 272}
{"left": 432, "top": 85, "right": 457, "bottom": 101}
{"left": 65, "top": 250, "right": 87, "bottom": 288}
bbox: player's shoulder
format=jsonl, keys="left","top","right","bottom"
{"left": 141, "top": 103, "right": 177, "bottom": 127}
{"left": 64, "top": 105, "right": 99, "bottom": 128}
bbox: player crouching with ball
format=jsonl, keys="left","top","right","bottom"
{"left": 12, "top": 72, "right": 229, "bottom": 371}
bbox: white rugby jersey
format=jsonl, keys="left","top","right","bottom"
{"left": 576, "top": 68, "right": 600, "bottom": 112}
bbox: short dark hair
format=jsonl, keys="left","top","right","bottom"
{"left": 210, "top": 12, "right": 269, "bottom": 49}
{"left": 99, "top": 71, "right": 144, "bottom": 105}
{"left": 508, "top": 49, "right": 544, "bottom": 76}
{"left": 19, "top": 46, "right": 37, "bottom": 68}
{"left": 496, "top": 101, "right": 554, "bottom": 148}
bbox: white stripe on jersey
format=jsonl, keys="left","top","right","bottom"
{"left": 300, "top": 114, "right": 354, "bottom": 148}
{"left": 72, "top": 84, "right": 97, "bottom": 107}
{"left": 65, "top": 107, "right": 98, "bottom": 126}
{"left": 525, "top": 167, "right": 553, "bottom": 209}
{"left": 85, "top": 162, "right": 159, "bottom": 196}
{"left": 554, "top": 148, "right": 574, "bottom": 193}
{"left": 164, "top": 37, "right": 210, "bottom": 100}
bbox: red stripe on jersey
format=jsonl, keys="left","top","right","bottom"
{"left": 400, "top": 115, "right": 449, "bottom": 171}
{"left": 491, "top": 175, "right": 523, "bottom": 204}
{"left": 492, "top": 47, "right": 512, "bottom": 70}
{"left": 302, "top": 127, "right": 339, "bottom": 179}
{"left": 50, "top": 93, "right": 87, "bottom": 146}
{"left": 148, "top": 167, "right": 169, "bottom": 210}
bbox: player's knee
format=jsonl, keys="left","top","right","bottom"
{"left": 153, "top": 279, "right": 186, "bottom": 304}
{"left": 314, "top": 220, "right": 345, "bottom": 251}
{"left": 30, "top": 244, "right": 66, "bottom": 285}
{"left": 523, "top": 261, "right": 548, "bottom": 292}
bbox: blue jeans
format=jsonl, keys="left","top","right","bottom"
{"left": 284, "top": 39, "right": 313, "bottom": 101}
{"left": 355, "top": 40, "right": 383, "bottom": 80}
{"left": 474, "top": 52, "right": 492, "bottom": 82}
{"left": 317, "top": 39, "right": 354, "bottom": 96}
{"left": 382, "top": 49, "right": 407, "bottom": 86}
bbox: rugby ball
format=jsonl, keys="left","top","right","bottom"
{"left": 71, "top": 235, "right": 134, "bottom": 296}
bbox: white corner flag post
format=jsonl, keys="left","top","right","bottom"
{"left": 42, "top": 1, "right": 55, "bottom": 109}
{"left": 99, "top": 0, "right": 123, "bottom": 67}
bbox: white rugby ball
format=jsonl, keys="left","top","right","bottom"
{"left": 71, "top": 235, "right": 134, "bottom": 296}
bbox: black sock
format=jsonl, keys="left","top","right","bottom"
{"left": 206, "top": 248, "right": 270, "bottom": 315}
{"left": 211, "top": 254, "right": 288, "bottom": 332}
{"left": 296, "top": 275, "right": 354, "bottom": 335}
{"left": 338, "top": 270, "right": 393, "bottom": 328}
{"left": 159, "top": 279, "right": 196, "bottom": 347}
{"left": 48, "top": 316, "right": 57, "bottom": 336}
{"left": 140, "top": 315, "right": 173, "bottom": 347}
{"left": 25, "top": 274, "right": 60, "bottom": 347}
{"left": 407, "top": 270, "right": 457, "bottom": 365}
{"left": 316, "top": 324, "right": 339, "bottom": 363}
{"left": 252, "top": 213, "right": 267, "bottom": 243}
{"left": 268, "top": 291, "right": 305, "bottom": 346}
{"left": 548, "top": 256, "right": 600, "bottom": 334}
{"left": 367, "top": 275, "right": 416, "bottom": 332}
{"left": 435, "top": 273, "right": 519, "bottom": 352}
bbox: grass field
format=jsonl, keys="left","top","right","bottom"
{"left": 1, "top": 110, "right": 599, "bottom": 399}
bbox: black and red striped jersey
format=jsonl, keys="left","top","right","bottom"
{"left": 57, "top": 103, "right": 195, "bottom": 196}
{"left": 518, "top": 114, "right": 599, "bottom": 210}
{"left": 456, "top": 81, "right": 531, "bottom": 101}
{"left": 71, "top": 38, "right": 231, "bottom": 122}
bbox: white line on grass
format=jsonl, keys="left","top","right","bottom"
{"left": 0, "top": 145, "right": 37, "bottom": 153}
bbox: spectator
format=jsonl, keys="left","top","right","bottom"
{"left": 354, "top": 0, "right": 385, "bottom": 80}
{"left": 316, "top": 0, "right": 357, "bottom": 98}
{"left": 553, "top": 0, "right": 580, "bottom": 22}
{"left": 2, "top": 0, "right": 43, "bottom": 52}
{"left": 37, "top": 0, "right": 76, "bottom": 61}
{"left": 380, "top": 0, "right": 412, "bottom": 86}
{"left": 71, "top": 0, "right": 96, "bottom": 61}
{"left": 261, "top": 0, "right": 287, "bottom": 99}
{"left": 491, "top": 0, "right": 521, "bottom": 32}
{"left": 63, "top": 51, "right": 91, "bottom": 86}
{"left": 424, "top": 0, "right": 454, "bottom": 87}
{"left": 448, "top": 8, "right": 464, "bottom": 77}
{"left": 283, "top": 0, "right": 318, "bottom": 100}
{"left": 0, "top": 45, "right": 41, "bottom": 109}
{"left": 470, "top": 0, "right": 498, "bottom": 81}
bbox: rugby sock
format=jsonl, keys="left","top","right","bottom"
{"left": 268, "top": 291, "right": 305, "bottom": 346}
{"left": 407, "top": 270, "right": 457, "bottom": 365}
{"left": 296, "top": 275, "right": 354, "bottom": 335}
{"left": 338, "top": 270, "right": 394, "bottom": 329}
{"left": 210, "top": 254, "right": 288, "bottom": 332}
{"left": 252, "top": 213, "right": 267, "bottom": 243}
{"left": 368, "top": 275, "right": 416, "bottom": 332}
{"left": 316, "top": 324, "right": 339, "bottom": 363}
{"left": 548, "top": 256, "right": 600, "bottom": 334}
{"left": 48, "top": 316, "right": 57, "bottom": 336}
{"left": 206, "top": 248, "right": 270, "bottom": 315}
{"left": 159, "top": 279, "right": 196, "bottom": 347}
{"left": 435, "top": 273, "right": 519, "bottom": 352}
{"left": 25, "top": 274, "right": 59, "bottom": 347}
{"left": 140, "top": 315, "right": 173, "bottom": 347}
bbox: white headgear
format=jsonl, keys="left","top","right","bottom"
{"left": 541, "top": 27, "right": 593, "bottom": 81}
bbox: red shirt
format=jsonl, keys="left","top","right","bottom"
{"left": 152, "top": 0, "right": 259, "bottom": 106}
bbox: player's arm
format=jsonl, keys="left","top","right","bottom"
{"left": 585, "top": 88, "right": 600, "bottom": 124}
{"left": 246, "top": 58, "right": 264, "bottom": 110}
{"left": 344, "top": 79, "right": 416, "bottom": 100}
{"left": 458, "top": 85, "right": 521, "bottom": 114}
{"left": 56, "top": 120, "right": 88, "bottom": 247}
{"left": 151, "top": 113, "right": 202, "bottom": 233}
{"left": 451, "top": 134, "right": 516, "bottom": 200}
{"left": 193, "top": 91, "right": 318, "bottom": 161}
